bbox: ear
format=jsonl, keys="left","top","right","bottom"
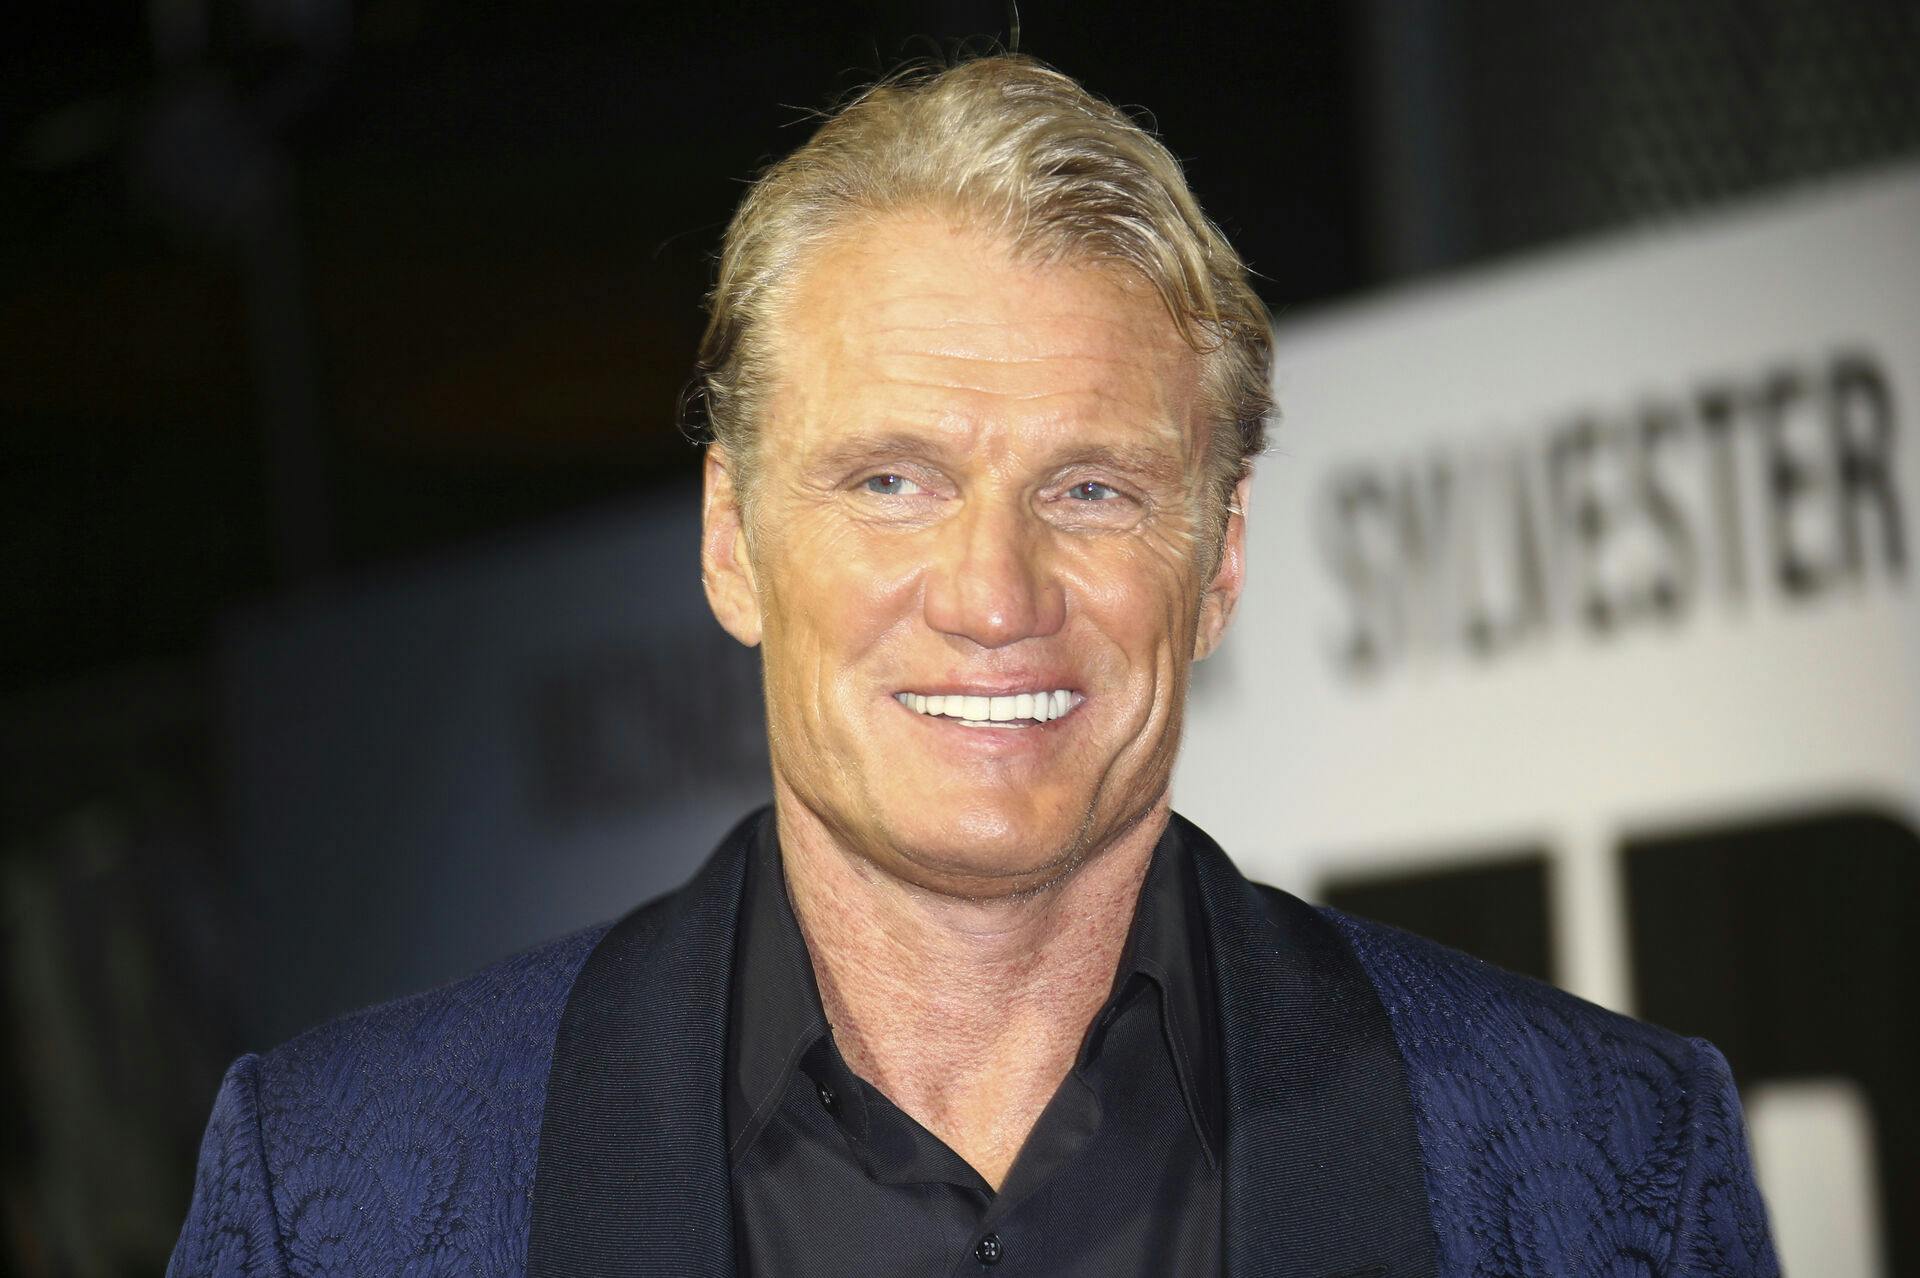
{"left": 1193, "top": 474, "right": 1251, "bottom": 661}
{"left": 702, "top": 446, "right": 763, "bottom": 647}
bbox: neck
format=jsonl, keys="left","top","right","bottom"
{"left": 773, "top": 786, "right": 1168, "bottom": 1189}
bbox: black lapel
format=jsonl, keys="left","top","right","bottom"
{"left": 526, "top": 810, "right": 761, "bottom": 1278}
{"left": 1178, "top": 814, "right": 1440, "bottom": 1278}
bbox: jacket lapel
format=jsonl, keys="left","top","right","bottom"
{"left": 1180, "top": 815, "right": 1440, "bottom": 1278}
{"left": 526, "top": 808, "right": 1437, "bottom": 1278}
{"left": 526, "top": 811, "right": 758, "bottom": 1278}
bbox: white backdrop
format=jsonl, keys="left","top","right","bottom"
{"left": 1177, "top": 163, "right": 1920, "bottom": 1278}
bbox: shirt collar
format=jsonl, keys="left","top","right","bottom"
{"left": 1097, "top": 817, "right": 1223, "bottom": 1166}
{"left": 724, "top": 811, "right": 831, "bottom": 1161}
{"left": 723, "top": 814, "right": 1222, "bottom": 1166}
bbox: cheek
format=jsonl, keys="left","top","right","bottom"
{"left": 1057, "top": 534, "right": 1204, "bottom": 658}
{"left": 759, "top": 517, "right": 926, "bottom": 676}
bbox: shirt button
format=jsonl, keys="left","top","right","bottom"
{"left": 974, "top": 1233, "right": 1004, "bottom": 1266}
{"left": 816, "top": 1082, "right": 837, "bottom": 1111}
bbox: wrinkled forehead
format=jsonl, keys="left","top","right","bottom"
{"left": 762, "top": 212, "right": 1205, "bottom": 462}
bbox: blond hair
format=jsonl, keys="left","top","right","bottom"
{"left": 689, "top": 54, "right": 1272, "bottom": 530}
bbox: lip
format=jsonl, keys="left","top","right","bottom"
{"left": 886, "top": 688, "right": 1085, "bottom": 740}
{"left": 891, "top": 700, "right": 1072, "bottom": 745}
{"left": 888, "top": 678, "right": 1082, "bottom": 698}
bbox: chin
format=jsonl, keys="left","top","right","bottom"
{"left": 872, "top": 799, "right": 1090, "bottom": 891}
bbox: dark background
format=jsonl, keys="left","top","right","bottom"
{"left": 5, "top": 1, "right": 1918, "bottom": 1271}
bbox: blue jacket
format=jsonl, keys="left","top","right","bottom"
{"left": 169, "top": 812, "right": 1777, "bottom": 1277}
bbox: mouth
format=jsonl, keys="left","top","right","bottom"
{"left": 892, "top": 689, "right": 1083, "bottom": 729}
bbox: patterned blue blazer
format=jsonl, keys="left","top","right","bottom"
{"left": 169, "top": 811, "right": 1778, "bottom": 1277}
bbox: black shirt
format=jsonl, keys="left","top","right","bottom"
{"left": 725, "top": 815, "right": 1223, "bottom": 1276}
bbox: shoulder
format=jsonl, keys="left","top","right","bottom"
{"left": 174, "top": 824, "right": 754, "bottom": 1272}
{"left": 240, "top": 923, "right": 611, "bottom": 1267}
{"left": 257, "top": 920, "right": 612, "bottom": 1105}
{"left": 1318, "top": 901, "right": 1694, "bottom": 1075}
{"left": 1316, "top": 902, "right": 1777, "bottom": 1275}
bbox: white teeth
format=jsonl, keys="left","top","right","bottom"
{"left": 895, "top": 689, "right": 1078, "bottom": 726}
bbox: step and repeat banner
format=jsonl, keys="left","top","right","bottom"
{"left": 1176, "top": 164, "right": 1920, "bottom": 1278}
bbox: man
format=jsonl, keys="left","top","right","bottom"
{"left": 171, "top": 57, "right": 1777, "bottom": 1277}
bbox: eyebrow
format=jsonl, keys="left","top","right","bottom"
{"left": 1051, "top": 441, "right": 1190, "bottom": 486}
{"left": 801, "top": 430, "right": 1191, "bottom": 486}
{"left": 801, "top": 431, "right": 953, "bottom": 478}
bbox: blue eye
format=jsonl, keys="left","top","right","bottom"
{"left": 1069, "top": 481, "right": 1120, "bottom": 501}
{"left": 863, "top": 473, "right": 917, "bottom": 496}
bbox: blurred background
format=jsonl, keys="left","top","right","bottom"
{"left": 4, "top": 1, "right": 1918, "bottom": 1273}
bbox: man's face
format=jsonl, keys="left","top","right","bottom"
{"left": 703, "top": 212, "right": 1247, "bottom": 896}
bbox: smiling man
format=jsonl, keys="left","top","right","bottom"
{"left": 171, "top": 57, "right": 1777, "bottom": 1278}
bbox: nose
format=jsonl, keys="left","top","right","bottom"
{"left": 922, "top": 496, "right": 1066, "bottom": 648}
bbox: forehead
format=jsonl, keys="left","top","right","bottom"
{"left": 765, "top": 212, "right": 1200, "bottom": 459}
